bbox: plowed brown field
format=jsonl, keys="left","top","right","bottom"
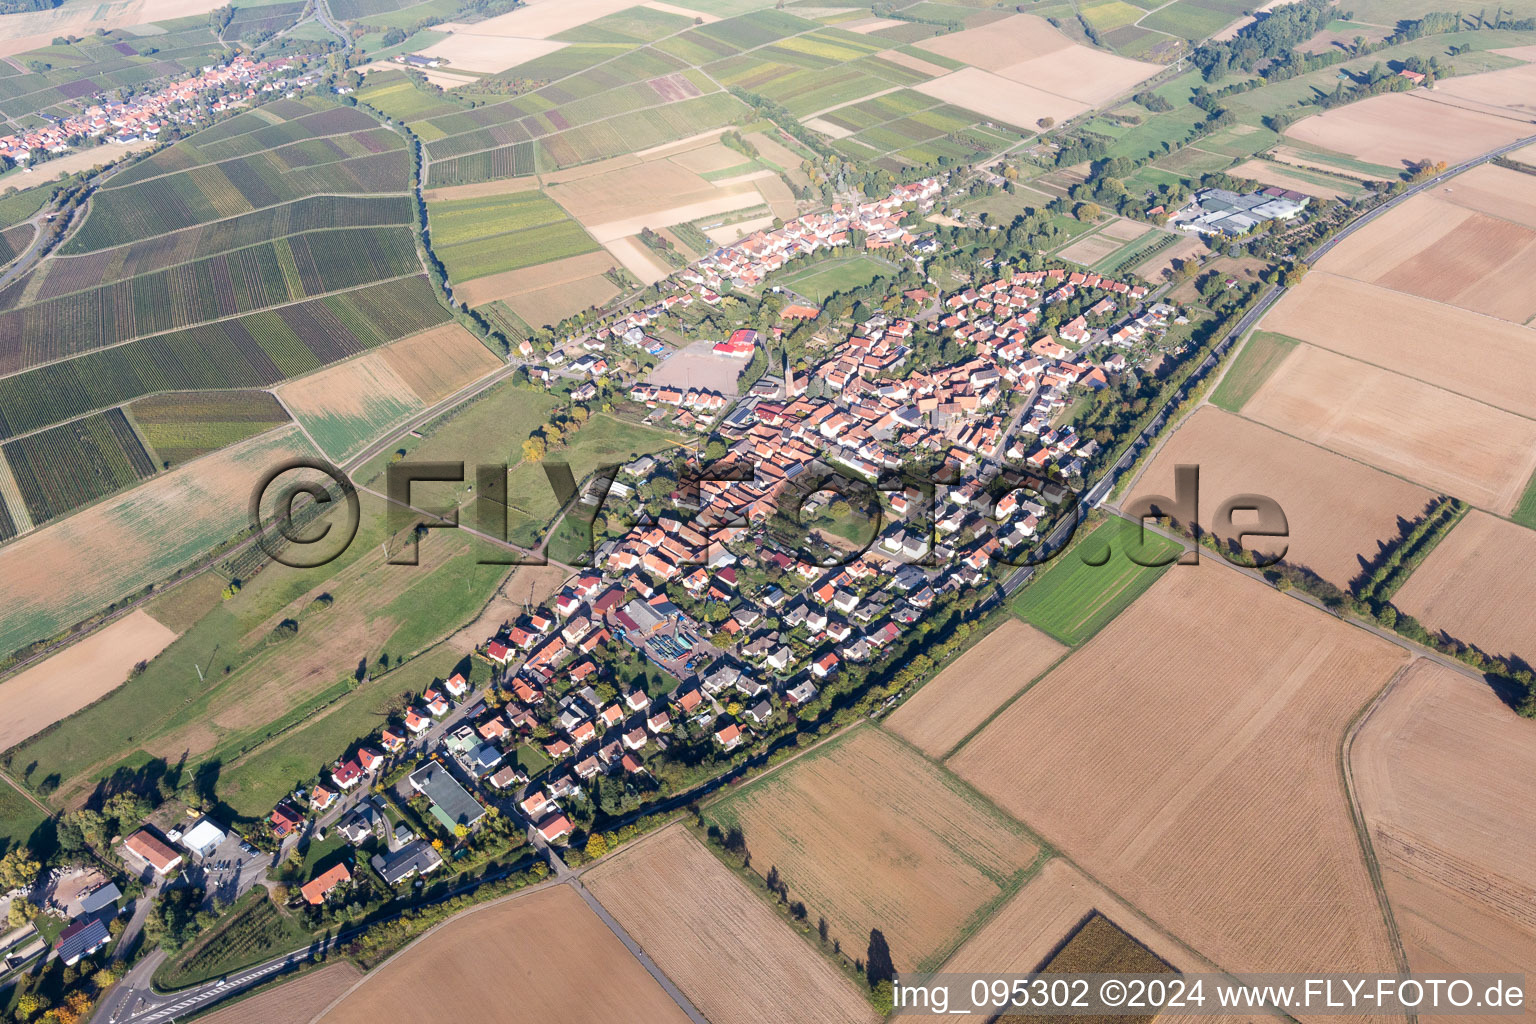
{"left": 585, "top": 823, "right": 879, "bottom": 1024}
{"left": 705, "top": 725, "right": 1039, "bottom": 972}
{"left": 1391, "top": 510, "right": 1536, "bottom": 669}
{"left": 1127, "top": 407, "right": 1434, "bottom": 587}
{"left": 884, "top": 618, "right": 1065, "bottom": 758}
{"left": 1285, "top": 92, "right": 1531, "bottom": 168}
{"left": 1351, "top": 658, "right": 1536, "bottom": 1024}
{"left": 199, "top": 964, "right": 364, "bottom": 1024}
{"left": 317, "top": 885, "right": 689, "bottom": 1024}
{"left": 948, "top": 562, "right": 1408, "bottom": 983}
{"left": 1242, "top": 344, "right": 1536, "bottom": 514}
{"left": 1262, "top": 274, "right": 1536, "bottom": 420}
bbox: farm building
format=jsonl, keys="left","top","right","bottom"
{"left": 1172, "top": 188, "right": 1307, "bottom": 236}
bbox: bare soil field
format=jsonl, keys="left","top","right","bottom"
{"left": 914, "top": 69, "right": 1081, "bottom": 132}
{"left": 645, "top": 1, "right": 718, "bottom": 21}
{"left": 454, "top": 249, "right": 617, "bottom": 313}
{"left": 705, "top": 725, "right": 1039, "bottom": 972}
{"left": 277, "top": 352, "right": 419, "bottom": 453}
{"left": 0, "top": 428, "right": 315, "bottom": 660}
{"left": 916, "top": 13, "right": 1074, "bottom": 67}
{"left": 0, "top": 139, "right": 154, "bottom": 188}
{"left": 802, "top": 116, "right": 853, "bottom": 139}
{"left": 0, "top": 0, "right": 230, "bottom": 57}
{"left": 199, "top": 963, "right": 364, "bottom": 1024}
{"left": 932, "top": 860, "right": 1246, "bottom": 1024}
{"left": 754, "top": 173, "right": 798, "bottom": 221}
{"left": 1433, "top": 162, "right": 1536, "bottom": 230}
{"left": 948, "top": 561, "right": 1408, "bottom": 981}
{"left": 646, "top": 338, "right": 744, "bottom": 393}
{"left": 605, "top": 235, "right": 673, "bottom": 285}
{"left": 417, "top": 34, "right": 566, "bottom": 74}
{"left": 1127, "top": 406, "right": 1435, "bottom": 588}
{"left": 884, "top": 618, "right": 1065, "bottom": 758}
{"left": 1097, "top": 217, "right": 1147, "bottom": 242}
{"left": 380, "top": 324, "right": 502, "bottom": 404}
{"left": 1058, "top": 232, "right": 1125, "bottom": 266}
{"left": 421, "top": 68, "right": 480, "bottom": 89}
{"left": 1132, "top": 232, "right": 1204, "bottom": 281}
{"left": 1285, "top": 91, "right": 1532, "bottom": 168}
{"left": 429, "top": 0, "right": 650, "bottom": 38}
{"left": 669, "top": 142, "right": 751, "bottom": 174}
{"left": 422, "top": 177, "right": 544, "bottom": 202}
{"left": 705, "top": 212, "right": 774, "bottom": 244}
{"left": 1351, "top": 658, "right": 1536, "bottom": 1022}
{"left": 1227, "top": 159, "right": 1356, "bottom": 199}
{"left": 317, "top": 885, "right": 689, "bottom": 1024}
{"left": 1264, "top": 274, "right": 1536, "bottom": 418}
{"left": 1422, "top": 61, "right": 1536, "bottom": 120}
{"left": 1242, "top": 343, "right": 1536, "bottom": 514}
{"left": 1392, "top": 511, "right": 1536, "bottom": 668}
{"left": 1316, "top": 194, "right": 1472, "bottom": 281}
{"left": 874, "top": 47, "right": 953, "bottom": 79}
{"left": 745, "top": 130, "right": 812, "bottom": 186}
{"left": 546, "top": 152, "right": 770, "bottom": 241}
{"left": 0, "top": 610, "right": 177, "bottom": 751}
{"left": 586, "top": 823, "right": 880, "bottom": 1024}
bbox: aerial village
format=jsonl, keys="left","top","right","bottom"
{"left": 107, "top": 168, "right": 1188, "bottom": 913}
{"left": 0, "top": 55, "right": 307, "bottom": 167}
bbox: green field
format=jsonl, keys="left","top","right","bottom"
{"left": 1210, "top": 331, "right": 1300, "bottom": 413}
{"left": 2, "top": 409, "right": 157, "bottom": 526}
{"left": 1011, "top": 516, "right": 1184, "bottom": 645}
{"left": 0, "top": 783, "right": 48, "bottom": 858}
{"left": 1512, "top": 471, "right": 1536, "bottom": 531}
{"left": 777, "top": 255, "right": 893, "bottom": 301}
{"left": 288, "top": 387, "right": 422, "bottom": 463}
{"left": 1138, "top": 0, "right": 1248, "bottom": 40}
{"left": 128, "top": 391, "right": 293, "bottom": 468}
{"left": 428, "top": 191, "right": 600, "bottom": 283}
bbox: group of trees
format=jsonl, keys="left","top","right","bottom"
{"left": 1192, "top": 0, "right": 1338, "bottom": 82}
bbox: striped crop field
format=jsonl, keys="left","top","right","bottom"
{"left": 2, "top": 409, "right": 157, "bottom": 527}
{"left": 128, "top": 390, "right": 291, "bottom": 468}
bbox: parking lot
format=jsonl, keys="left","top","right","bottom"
{"left": 190, "top": 833, "right": 269, "bottom": 908}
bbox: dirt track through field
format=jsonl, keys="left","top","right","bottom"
{"left": 949, "top": 562, "right": 1407, "bottom": 988}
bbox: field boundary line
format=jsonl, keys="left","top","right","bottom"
{"left": 931, "top": 644, "right": 1074, "bottom": 763}
{"left": 98, "top": 122, "right": 409, "bottom": 191}
{"left": 1338, "top": 658, "right": 1416, "bottom": 986}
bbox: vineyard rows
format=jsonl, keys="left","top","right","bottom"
{"left": 0, "top": 226, "right": 421, "bottom": 373}
{"left": 0, "top": 275, "right": 448, "bottom": 440}
{"left": 129, "top": 390, "right": 291, "bottom": 467}
{"left": 2, "top": 408, "right": 156, "bottom": 525}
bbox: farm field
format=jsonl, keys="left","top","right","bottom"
{"left": 1392, "top": 511, "right": 1536, "bottom": 671}
{"left": 585, "top": 823, "right": 880, "bottom": 1024}
{"left": 195, "top": 963, "right": 364, "bottom": 1024}
{"left": 950, "top": 560, "right": 1409, "bottom": 980}
{"left": 1313, "top": 174, "right": 1536, "bottom": 325}
{"left": 1139, "top": 0, "right": 1250, "bottom": 40}
{"left": 703, "top": 725, "right": 1039, "bottom": 973}
{"left": 128, "top": 391, "right": 292, "bottom": 468}
{"left": 1284, "top": 91, "right": 1534, "bottom": 169}
{"left": 0, "top": 609, "right": 177, "bottom": 752}
{"left": 1210, "top": 330, "right": 1298, "bottom": 412}
{"left": 0, "top": 426, "right": 316, "bottom": 668}
{"left": 1127, "top": 407, "right": 1437, "bottom": 588}
{"left": 1351, "top": 658, "right": 1536, "bottom": 1009}
{"left": 428, "top": 190, "right": 601, "bottom": 283}
{"left": 1226, "top": 158, "right": 1363, "bottom": 199}
{"left": 2, "top": 409, "right": 157, "bottom": 528}
{"left": 1008, "top": 515, "right": 1184, "bottom": 646}
{"left": 937, "top": 859, "right": 1217, "bottom": 1024}
{"left": 1241, "top": 343, "right": 1536, "bottom": 515}
{"left": 277, "top": 324, "right": 499, "bottom": 462}
{"left": 1261, "top": 273, "right": 1536, "bottom": 420}
{"left": 316, "top": 885, "right": 690, "bottom": 1024}
{"left": 158, "top": 890, "right": 311, "bottom": 989}
{"left": 0, "top": 274, "right": 451, "bottom": 441}
{"left": 0, "top": 780, "right": 47, "bottom": 857}
{"left": 456, "top": 250, "right": 621, "bottom": 326}
{"left": 883, "top": 617, "right": 1065, "bottom": 759}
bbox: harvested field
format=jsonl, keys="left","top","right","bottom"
{"left": 884, "top": 618, "right": 1066, "bottom": 759}
{"left": 278, "top": 353, "right": 421, "bottom": 462}
{"left": 605, "top": 235, "right": 674, "bottom": 285}
{"left": 705, "top": 213, "right": 774, "bottom": 244}
{"left": 1422, "top": 61, "right": 1536, "bottom": 120}
{"left": 378, "top": 323, "right": 501, "bottom": 404}
{"left": 547, "top": 157, "right": 769, "bottom": 242}
{"left": 1129, "top": 407, "right": 1435, "bottom": 588}
{"left": 1227, "top": 159, "right": 1356, "bottom": 199}
{"left": 585, "top": 823, "right": 880, "bottom": 1024}
{"left": 198, "top": 964, "right": 364, "bottom": 1024}
{"left": 1242, "top": 343, "right": 1536, "bottom": 515}
{"left": 915, "top": 13, "right": 1073, "bottom": 67}
{"left": 1285, "top": 92, "right": 1532, "bottom": 169}
{"left": 914, "top": 68, "right": 1084, "bottom": 131}
{"left": 429, "top": 0, "right": 649, "bottom": 38}
{"left": 1263, "top": 274, "right": 1536, "bottom": 419}
{"left": 646, "top": 338, "right": 744, "bottom": 394}
{"left": 1352, "top": 658, "right": 1536, "bottom": 1017}
{"left": 316, "top": 884, "right": 689, "bottom": 1024}
{"left": 669, "top": 141, "right": 752, "bottom": 174}
{"left": 1392, "top": 511, "right": 1536, "bottom": 669}
{"left": 1316, "top": 193, "right": 1536, "bottom": 325}
{"left": 949, "top": 561, "right": 1408, "bottom": 980}
{"left": 704, "top": 725, "right": 1039, "bottom": 972}
{"left": 1132, "top": 232, "right": 1203, "bottom": 281}
{"left": 745, "top": 130, "right": 812, "bottom": 185}
{"left": 874, "top": 47, "right": 951, "bottom": 79}
{"left": 417, "top": 34, "right": 566, "bottom": 73}
{"left": 0, "top": 610, "right": 176, "bottom": 751}
{"left": 1429, "top": 162, "right": 1536, "bottom": 231}
{"left": 803, "top": 116, "right": 853, "bottom": 138}
{"left": 422, "top": 177, "right": 545, "bottom": 202}
{"left": 1058, "top": 232, "right": 1124, "bottom": 266}
{"left": 456, "top": 250, "right": 620, "bottom": 323}
{"left": 936, "top": 860, "right": 1236, "bottom": 1024}
{"left": 1096, "top": 217, "right": 1146, "bottom": 241}
{"left": 0, "top": 427, "right": 315, "bottom": 659}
